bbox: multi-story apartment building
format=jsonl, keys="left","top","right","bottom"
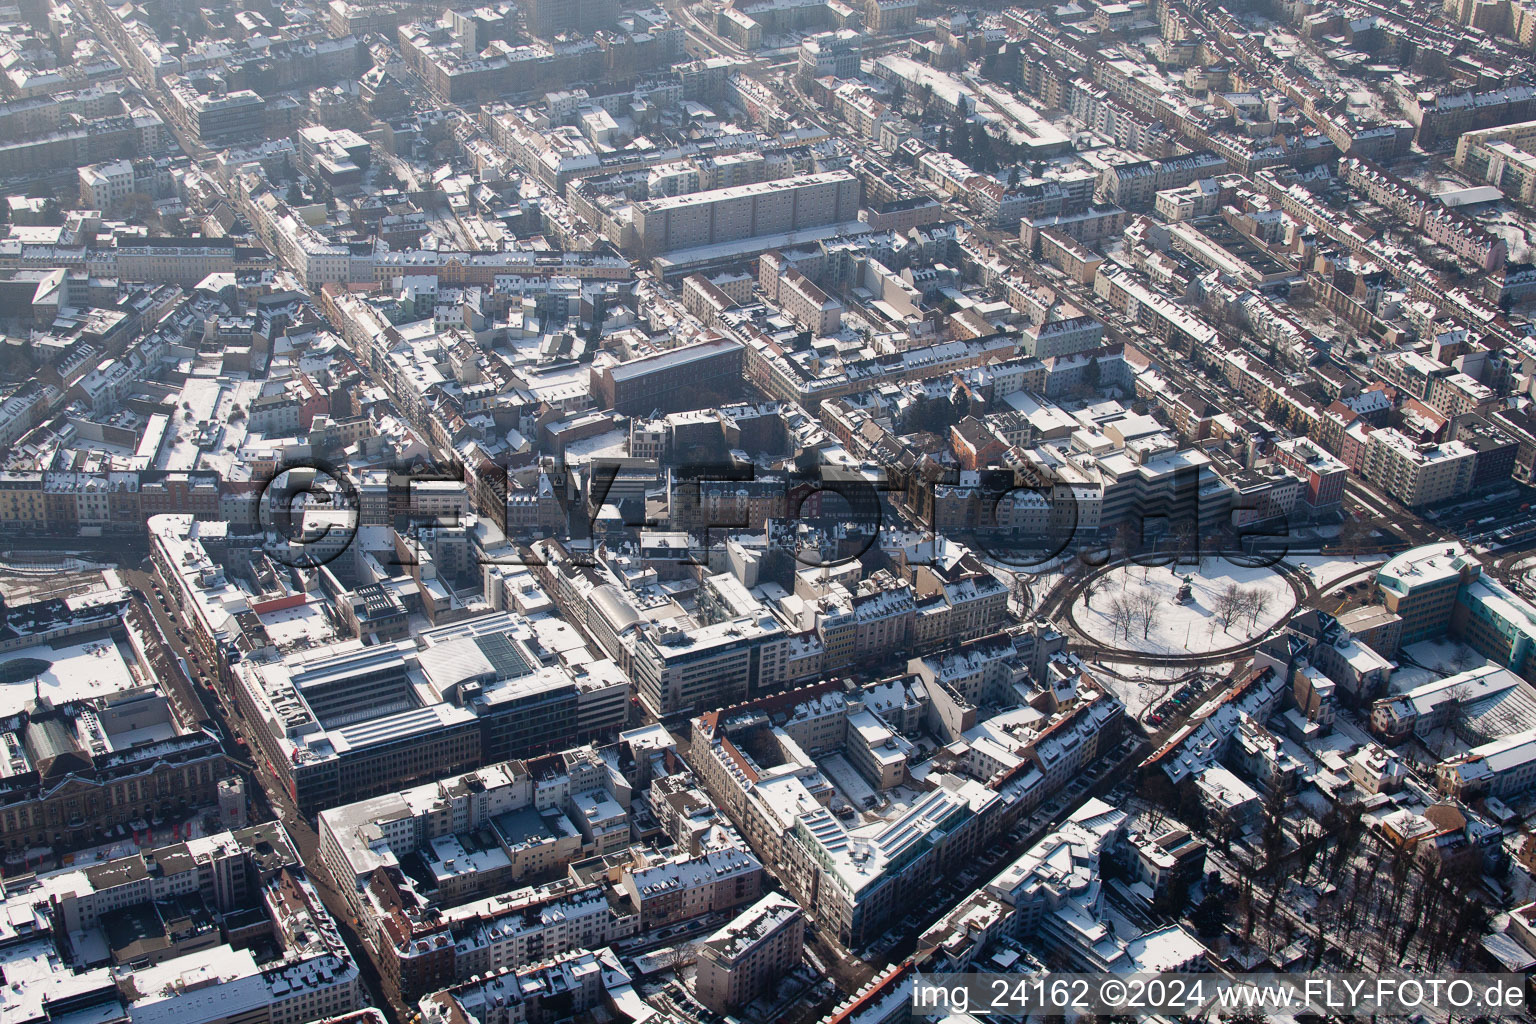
{"left": 317, "top": 746, "right": 626, "bottom": 916}
{"left": 866, "top": 0, "right": 919, "bottom": 32}
{"left": 1438, "top": 727, "right": 1536, "bottom": 799}
{"left": 1020, "top": 311, "right": 1105, "bottom": 359}
{"left": 1097, "top": 151, "right": 1226, "bottom": 209}
{"left": 1410, "top": 84, "right": 1536, "bottom": 149}
{"left": 1361, "top": 428, "right": 1476, "bottom": 507}
{"left": 38, "top": 821, "right": 296, "bottom": 934}
{"left": 1427, "top": 371, "right": 1497, "bottom": 421}
{"left": 694, "top": 893, "right": 806, "bottom": 1012}
{"left": 1456, "top": 118, "right": 1536, "bottom": 207}
{"left": 770, "top": 267, "right": 844, "bottom": 336}
{"left": 521, "top": 0, "right": 619, "bottom": 37}
{"left": 419, "top": 948, "right": 629, "bottom": 1024}
{"left": 0, "top": 822, "right": 362, "bottom": 1024}
{"left": 982, "top": 800, "right": 1205, "bottom": 972}
{"left": 1154, "top": 178, "right": 1222, "bottom": 222}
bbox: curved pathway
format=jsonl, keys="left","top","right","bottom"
{"left": 1057, "top": 557, "right": 1312, "bottom": 666}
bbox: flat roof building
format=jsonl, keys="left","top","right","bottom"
{"left": 590, "top": 336, "right": 744, "bottom": 415}
{"left": 233, "top": 612, "right": 628, "bottom": 814}
{"left": 632, "top": 172, "right": 860, "bottom": 255}
{"left": 1377, "top": 543, "right": 1536, "bottom": 682}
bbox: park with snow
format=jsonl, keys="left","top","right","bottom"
{"left": 1072, "top": 557, "right": 1298, "bottom": 656}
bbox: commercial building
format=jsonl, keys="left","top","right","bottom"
{"left": 798, "top": 31, "right": 862, "bottom": 81}
{"left": 315, "top": 737, "right": 669, "bottom": 1000}
{"left": 1375, "top": 543, "right": 1480, "bottom": 646}
{"left": 632, "top": 172, "right": 860, "bottom": 254}
{"left": 631, "top": 611, "right": 792, "bottom": 719}
{"left": 1270, "top": 436, "right": 1347, "bottom": 512}
{"left": 1449, "top": 414, "right": 1520, "bottom": 491}
{"left": 112, "top": 237, "right": 269, "bottom": 287}
{"left": 0, "top": 589, "right": 230, "bottom": 860}
{"left": 232, "top": 611, "right": 629, "bottom": 813}
{"left": 1376, "top": 543, "right": 1536, "bottom": 680}
{"left": 164, "top": 73, "right": 266, "bottom": 146}
{"left": 591, "top": 336, "right": 744, "bottom": 415}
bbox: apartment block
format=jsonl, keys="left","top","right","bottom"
{"left": 1361, "top": 428, "right": 1476, "bottom": 507}
{"left": 694, "top": 893, "right": 806, "bottom": 1012}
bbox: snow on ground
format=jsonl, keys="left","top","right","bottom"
{"left": 1475, "top": 207, "right": 1536, "bottom": 263}
{"left": 0, "top": 568, "right": 114, "bottom": 604}
{"left": 1304, "top": 724, "right": 1364, "bottom": 759}
{"left": 1090, "top": 660, "right": 1233, "bottom": 720}
{"left": 1296, "top": 787, "right": 1333, "bottom": 820}
{"left": 1090, "top": 662, "right": 1180, "bottom": 719}
{"left": 1413, "top": 726, "right": 1473, "bottom": 760}
{"left": 1074, "top": 558, "right": 1296, "bottom": 655}
{"left": 1387, "top": 638, "right": 1489, "bottom": 692}
{"left": 1287, "top": 553, "right": 1385, "bottom": 590}
{"left": 1331, "top": 709, "right": 1379, "bottom": 753}
{"left": 992, "top": 552, "right": 1074, "bottom": 617}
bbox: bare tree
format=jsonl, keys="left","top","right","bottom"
{"left": 1133, "top": 590, "right": 1162, "bottom": 640}
{"left": 1114, "top": 520, "right": 1141, "bottom": 561}
{"left": 1168, "top": 518, "right": 1198, "bottom": 566}
{"left": 1247, "top": 588, "right": 1272, "bottom": 629}
{"left": 1009, "top": 572, "right": 1030, "bottom": 615}
{"left": 1213, "top": 583, "right": 1244, "bottom": 632}
{"left": 1106, "top": 595, "right": 1134, "bottom": 641}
